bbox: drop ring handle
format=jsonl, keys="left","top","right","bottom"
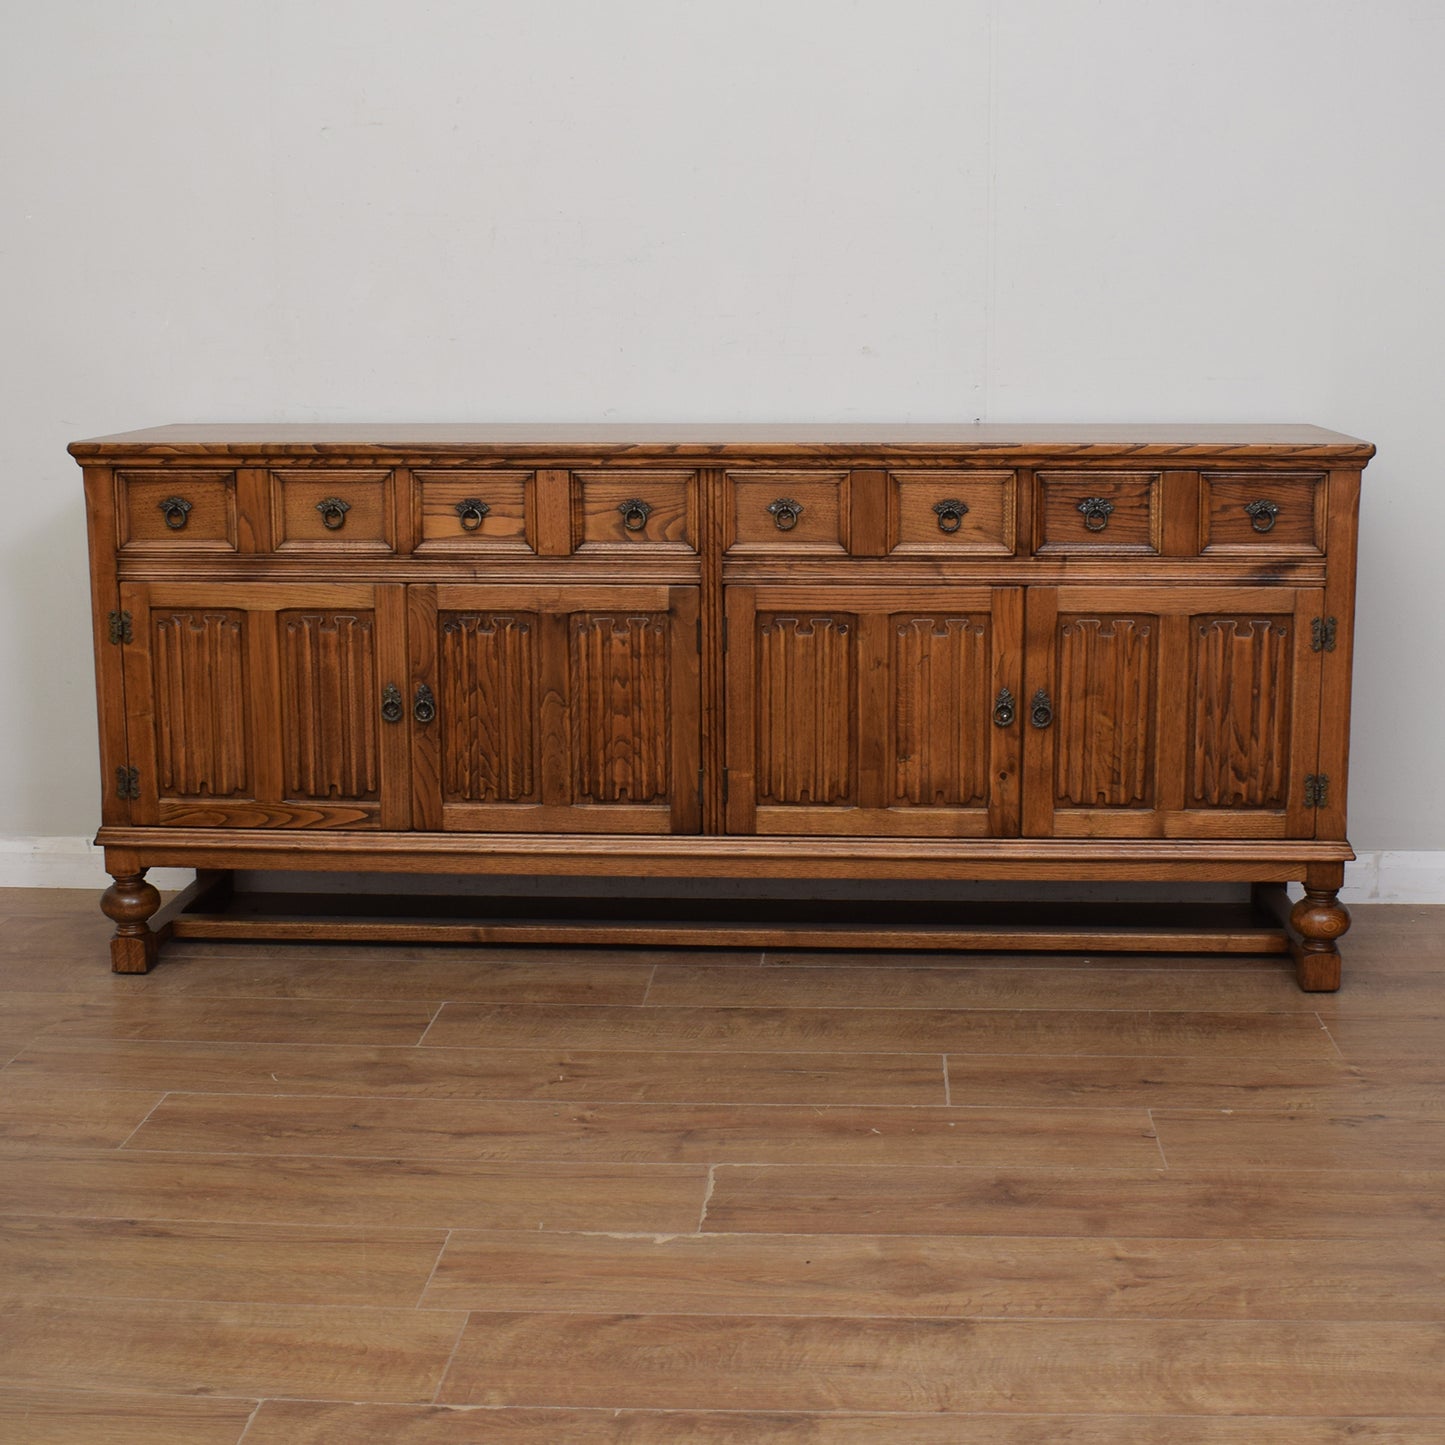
{"left": 316, "top": 497, "right": 351, "bottom": 531}
{"left": 157, "top": 496, "right": 193, "bottom": 530}
{"left": 933, "top": 498, "right": 969, "bottom": 534}
{"left": 1244, "top": 499, "right": 1280, "bottom": 533}
{"left": 455, "top": 498, "right": 490, "bottom": 531}
{"left": 1077, "top": 497, "right": 1114, "bottom": 532}
{"left": 768, "top": 498, "right": 804, "bottom": 531}
{"left": 618, "top": 499, "right": 653, "bottom": 532}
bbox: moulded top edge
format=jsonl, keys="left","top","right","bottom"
{"left": 69, "top": 421, "right": 1376, "bottom": 464}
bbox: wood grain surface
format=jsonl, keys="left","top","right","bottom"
{"left": 0, "top": 890, "right": 1441, "bottom": 1439}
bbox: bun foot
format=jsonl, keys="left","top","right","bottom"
{"left": 101, "top": 871, "right": 161, "bottom": 974}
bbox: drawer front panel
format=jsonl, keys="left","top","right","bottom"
{"left": 271, "top": 470, "right": 396, "bottom": 553}
{"left": 119, "top": 470, "right": 238, "bottom": 552}
{"left": 726, "top": 471, "right": 848, "bottom": 556}
{"left": 1035, "top": 472, "right": 1161, "bottom": 555}
{"left": 889, "top": 470, "right": 1017, "bottom": 556}
{"left": 414, "top": 469, "right": 534, "bottom": 555}
{"left": 1201, "top": 473, "right": 1325, "bottom": 555}
{"left": 574, "top": 470, "right": 698, "bottom": 554}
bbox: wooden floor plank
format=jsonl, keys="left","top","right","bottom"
{"left": 0, "top": 1216, "right": 446, "bottom": 1306}
{"left": 0, "top": 992, "right": 98, "bottom": 1052}
{"left": 1154, "top": 1109, "right": 1445, "bottom": 1172}
{"left": 34, "top": 995, "right": 438, "bottom": 1045}
{"left": 1322, "top": 1015, "right": 1445, "bottom": 1060}
{"left": 434, "top": 1313, "right": 1445, "bottom": 1412}
{"left": 2, "top": 1036, "right": 948, "bottom": 1106}
{"left": 241, "top": 1401, "right": 1445, "bottom": 1444}
{"left": 131, "top": 953, "right": 658, "bottom": 1003}
{"left": 123, "top": 1094, "right": 1162, "bottom": 1168}
{"left": 0, "top": 1083, "right": 164, "bottom": 1151}
{"left": 944, "top": 1052, "right": 1445, "bottom": 1113}
{"left": 0, "top": 1387, "right": 256, "bottom": 1444}
{"left": 424, "top": 1002, "right": 1337, "bottom": 1057}
{"left": 0, "top": 1296, "right": 466, "bottom": 1402}
{"left": 421, "top": 1229, "right": 1445, "bottom": 1320}
{"left": 703, "top": 1164, "right": 1445, "bottom": 1238}
{"left": 647, "top": 962, "right": 1316, "bottom": 1012}
{"left": 0, "top": 1151, "right": 708, "bottom": 1232}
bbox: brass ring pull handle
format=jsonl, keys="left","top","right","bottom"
{"left": 455, "top": 498, "right": 490, "bottom": 531}
{"left": 413, "top": 682, "right": 436, "bottom": 725}
{"left": 157, "top": 496, "right": 193, "bottom": 530}
{"left": 380, "top": 683, "right": 404, "bottom": 724}
{"left": 1077, "top": 497, "right": 1114, "bottom": 532}
{"left": 1244, "top": 499, "right": 1280, "bottom": 533}
{"left": 316, "top": 497, "right": 351, "bottom": 531}
{"left": 993, "top": 686, "right": 1016, "bottom": 727}
{"left": 1030, "top": 687, "right": 1054, "bottom": 728}
{"left": 933, "top": 499, "right": 969, "bottom": 534}
{"left": 618, "top": 499, "right": 653, "bottom": 532}
{"left": 768, "top": 498, "right": 804, "bottom": 531}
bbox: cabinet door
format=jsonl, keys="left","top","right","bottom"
{"left": 724, "top": 585, "right": 1023, "bottom": 836}
{"left": 119, "top": 582, "right": 410, "bottom": 828}
{"left": 1023, "top": 586, "right": 1324, "bottom": 839}
{"left": 410, "top": 584, "right": 700, "bottom": 834}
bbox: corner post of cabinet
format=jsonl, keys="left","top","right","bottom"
{"left": 82, "top": 464, "right": 133, "bottom": 828}
{"left": 1314, "top": 468, "right": 1362, "bottom": 840}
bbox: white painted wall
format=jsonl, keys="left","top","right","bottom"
{"left": 2, "top": 1, "right": 1442, "bottom": 887}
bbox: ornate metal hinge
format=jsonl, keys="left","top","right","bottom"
{"left": 107, "top": 610, "right": 133, "bottom": 645}
{"left": 115, "top": 766, "right": 141, "bottom": 801}
{"left": 1311, "top": 617, "right": 1337, "bottom": 653}
{"left": 1304, "top": 774, "right": 1330, "bottom": 808}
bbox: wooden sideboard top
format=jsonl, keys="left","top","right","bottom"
{"left": 70, "top": 422, "right": 1375, "bottom": 464}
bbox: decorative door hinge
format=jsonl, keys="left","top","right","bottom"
{"left": 115, "top": 765, "right": 141, "bottom": 800}
{"left": 107, "top": 610, "right": 133, "bottom": 645}
{"left": 1304, "top": 774, "right": 1329, "bottom": 808}
{"left": 1311, "top": 617, "right": 1337, "bottom": 653}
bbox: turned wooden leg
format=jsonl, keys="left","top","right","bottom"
{"left": 1290, "top": 870, "right": 1350, "bottom": 993}
{"left": 101, "top": 870, "right": 161, "bottom": 974}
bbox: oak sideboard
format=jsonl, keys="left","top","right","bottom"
{"left": 73, "top": 424, "right": 1370, "bottom": 989}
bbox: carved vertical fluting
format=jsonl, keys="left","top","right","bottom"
{"left": 152, "top": 610, "right": 248, "bottom": 797}
{"left": 1054, "top": 616, "right": 1155, "bottom": 808}
{"left": 569, "top": 613, "right": 671, "bottom": 804}
{"left": 280, "top": 612, "right": 379, "bottom": 801}
{"left": 440, "top": 613, "right": 538, "bottom": 802}
{"left": 1191, "top": 616, "right": 1291, "bottom": 807}
{"left": 756, "top": 614, "right": 855, "bottom": 805}
{"left": 892, "top": 616, "right": 990, "bottom": 806}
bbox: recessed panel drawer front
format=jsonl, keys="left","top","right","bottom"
{"left": 1035, "top": 472, "right": 1161, "bottom": 555}
{"left": 726, "top": 471, "right": 848, "bottom": 556}
{"left": 118, "top": 470, "right": 238, "bottom": 552}
{"left": 1201, "top": 473, "right": 1325, "bottom": 555}
{"left": 270, "top": 470, "right": 396, "bottom": 553}
{"left": 575, "top": 470, "right": 698, "bottom": 554}
{"left": 889, "top": 470, "right": 1017, "bottom": 556}
{"left": 414, "top": 470, "right": 534, "bottom": 555}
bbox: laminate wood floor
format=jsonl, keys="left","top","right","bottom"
{"left": 1, "top": 890, "right": 1443, "bottom": 1442}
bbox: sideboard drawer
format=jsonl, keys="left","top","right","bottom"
{"left": 1034, "top": 472, "right": 1161, "bottom": 555}
{"left": 574, "top": 470, "right": 698, "bottom": 553}
{"left": 726, "top": 471, "right": 848, "bottom": 556}
{"left": 414, "top": 469, "right": 534, "bottom": 554}
{"left": 888, "top": 470, "right": 1017, "bottom": 556}
{"left": 118, "top": 470, "right": 238, "bottom": 552}
{"left": 1201, "top": 473, "right": 1326, "bottom": 555}
{"left": 270, "top": 470, "right": 396, "bottom": 553}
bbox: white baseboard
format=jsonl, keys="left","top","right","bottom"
{"left": 1, "top": 835, "right": 1440, "bottom": 904}
{"left": 0, "top": 836, "right": 192, "bottom": 891}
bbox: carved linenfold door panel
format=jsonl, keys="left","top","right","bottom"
{"left": 410, "top": 583, "right": 700, "bottom": 834}
{"left": 724, "top": 585, "right": 1024, "bottom": 837}
{"left": 1022, "top": 586, "right": 1324, "bottom": 839}
{"left": 118, "top": 581, "right": 410, "bottom": 828}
